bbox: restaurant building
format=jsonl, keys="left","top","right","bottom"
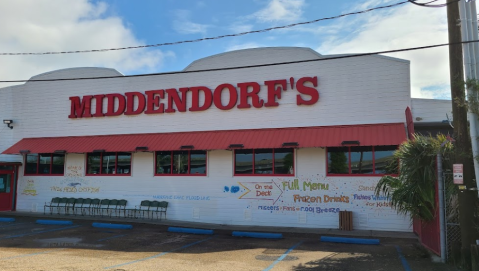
{"left": 0, "top": 47, "right": 451, "bottom": 232}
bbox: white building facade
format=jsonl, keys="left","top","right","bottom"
{"left": 0, "top": 47, "right": 451, "bottom": 232}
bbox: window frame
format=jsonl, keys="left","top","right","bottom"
{"left": 85, "top": 152, "right": 132, "bottom": 176}
{"left": 24, "top": 153, "right": 65, "bottom": 176}
{"left": 154, "top": 150, "right": 207, "bottom": 176}
{"left": 234, "top": 148, "right": 295, "bottom": 176}
{"left": 326, "top": 145, "right": 398, "bottom": 176}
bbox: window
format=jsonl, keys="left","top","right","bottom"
{"left": 327, "top": 145, "right": 397, "bottom": 175}
{"left": 155, "top": 150, "right": 206, "bottom": 175}
{"left": 25, "top": 153, "right": 65, "bottom": 175}
{"left": 235, "top": 148, "right": 294, "bottom": 176}
{"left": 0, "top": 165, "right": 13, "bottom": 170}
{"left": 86, "top": 152, "right": 131, "bottom": 175}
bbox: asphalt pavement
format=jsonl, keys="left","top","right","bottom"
{"left": 0, "top": 211, "right": 459, "bottom": 271}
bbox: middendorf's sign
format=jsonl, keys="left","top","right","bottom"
{"left": 68, "top": 76, "right": 319, "bottom": 118}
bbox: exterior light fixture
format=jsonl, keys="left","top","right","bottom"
{"left": 282, "top": 142, "right": 299, "bottom": 147}
{"left": 135, "top": 146, "right": 149, "bottom": 151}
{"left": 180, "top": 145, "right": 194, "bottom": 150}
{"left": 228, "top": 144, "right": 244, "bottom": 149}
{"left": 19, "top": 150, "right": 30, "bottom": 154}
{"left": 3, "top": 120, "right": 13, "bottom": 129}
{"left": 341, "top": 141, "right": 360, "bottom": 146}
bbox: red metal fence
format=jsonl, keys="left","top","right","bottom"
{"left": 413, "top": 181, "right": 440, "bottom": 255}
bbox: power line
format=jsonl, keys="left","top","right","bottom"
{"left": 1, "top": 39, "right": 478, "bottom": 83}
{"left": 1, "top": 0, "right": 420, "bottom": 56}
{"left": 407, "top": 0, "right": 451, "bottom": 7}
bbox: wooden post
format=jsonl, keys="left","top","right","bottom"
{"left": 447, "top": 0, "right": 478, "bottom": 267}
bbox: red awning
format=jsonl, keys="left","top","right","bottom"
{"left": 2, "top": 123, "right": 406, "bottom": 154}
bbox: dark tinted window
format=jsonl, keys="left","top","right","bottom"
{"left": 155, "top": 150, "right": 207, "bottom": 175}
{"left": 87, "top": 153, "right": 101, "bottom": 174}
{"left": 87, "top": 152, "right": 131, "bottom": 175}
{"left": 327, "top": 146, "right": 398, "bottom": 175}
{"left": 351, "top": 146, "right": 373, "bottom": 174}
{"left": 25, "top": 154, "right": 38, "bottom": 174}
{"left": 52, "top": 154, "right": 65, "bottom": 174}
{"left": 156, "top": 152, "right": 172, "bottom": 174}
{"left": 235, "top": 148, "right": 294, "bottom": 176}
{"left": 328, "top": 147, "right": 349, "bottom": 174}
{"left": 374, "top": 146, "right": 397, "bottom": 174}
{"left": 172, "top": 151, "right": 188, "bottom": 174}
{"left": 190, "top": 151, "right": 206, "bottom": 174}
{"left": 25, "top": 153, "right": 64, "bottom": 175}
{"left": 101, "top": 153, "right": 116, "bottom": 174}
{"left": 254, "top": 149, "right": 273, "bottom": 174}
{"left": 274, "top": 149, "right": 294, "bottom": 174}
{"left": 235, "top": 150, "right": 253, "bottom": 174}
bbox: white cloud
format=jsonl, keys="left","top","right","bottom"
{"left": 317, "top": 1, "right": 450, "bottom": 99}
{"left": 0, "top": 0, "right": 173, "bottom": 87}
{"left": 173, "top": 10, "right": 210, "bottom": 34}
{"left": 251, "top": 0, "right": 305, "bottom": 23}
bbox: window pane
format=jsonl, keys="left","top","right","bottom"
{"left": 374, "top": 145, "right": 398, "bottom": 174}
{"left": 102, "top": 153, "right": 116, "bottom": 174}
{"left": 0, "top": 165, "right": 13, "bottom": 170}
{"left": 351, "top": 146, "right": 373, "bottom": 174}
{"left": 25, "top": 154, "right": 38, "bottom": 174}
{"left": 38, "top": 154, "right": 51, "bottom": 174}
{"left": 235, "top": 150, "right": 253, "bottom": 174}
{"left": 116, "top": 153, "right": 131, "bottom": 174}
{"left": 0, "top": 174, "right": 11, "bottom": 193}
{"left": 156, "top": 152, "right": 171, "bottom": 174}
{"left": 52, "top": 154, "right": 65, "bottom": 174}
{"left": 328, "top": 147, "right": 349, "bottom": 174}
{"left": 87, "top": 153, "right": 101, "bottom": 174}
{"left": 172, "top": 151, "right": 188, "bottom": 174}
{"left": 190, "top": 151, "right": 206, "bottom": 174}
{"left": 274, "top": 148, "right": 294, "bottom": 174}
{"left": 254, "top": 149, "right": 273, "bottom": 174}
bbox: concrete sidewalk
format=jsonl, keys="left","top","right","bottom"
{"left": 1, "top": 211, "right": 417, "bottom": 240}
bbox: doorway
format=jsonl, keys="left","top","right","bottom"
{"left": 0, "top": 173, "right": 14, "bottom": 211}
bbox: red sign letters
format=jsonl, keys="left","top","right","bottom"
{"left": 68, "top": 76, "right": 319, "bottom": 118}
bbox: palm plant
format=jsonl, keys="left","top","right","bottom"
{"left": 375, "top": 134, "right": 454, "bottom": 221}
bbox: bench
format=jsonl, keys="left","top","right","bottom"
{"left": 42, "top": 197, "right": 167, "bottom": 219}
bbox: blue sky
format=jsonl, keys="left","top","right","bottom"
{"left": 0, "top": 0, "right": 450, "bottom": 99}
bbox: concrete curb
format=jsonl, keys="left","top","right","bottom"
{"left": 36, "top": 219, "right": 73, "bottom": 225}
{"left": 232, "top": 231, "right": 283, "bottom": 239}
{"left": 92, "top": 222, "right": 133, "bottom": 229}
{"left": 168, "top": 227, "right": 214, "bottom": 235}
{"left": 0, "top": 217, "right": 15, "bottom": 222}
{"left": 320, "top": 236, "right": 380, "bottom": 245}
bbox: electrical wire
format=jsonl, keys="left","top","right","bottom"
{"left": 0, "top": 39, "right": 476, "bottom": 83}
{"left": 407, "top": 0, "right": 456, "bottom": 8}
{"left": 1, "top": 0, "right": 425, "bottom": 56}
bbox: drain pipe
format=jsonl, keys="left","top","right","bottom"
{"left": 437, "top": 152, "right": 446, "bottom": 263}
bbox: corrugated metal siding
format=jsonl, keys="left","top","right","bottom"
{"left": 2, "top": 123, "right": 406, "bottom": 154}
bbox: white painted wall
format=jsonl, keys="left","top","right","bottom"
{"left": 411, "top": 98, "right": 453, "bottom": 123}
{"left": 0, "top": 48, "right": 411, "bottom": 143}
{"left": 16, "top": 148, "right": 410, "bottom": 232}
{"left": 0, "top": 85, "right": 22, "bottom": 162}
{"left": 3, "top": 47, "right": 413, "bottom": 231}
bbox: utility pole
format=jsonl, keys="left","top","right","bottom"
{"left": 447, "top": 0, "right": 477, "bottom": 267}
